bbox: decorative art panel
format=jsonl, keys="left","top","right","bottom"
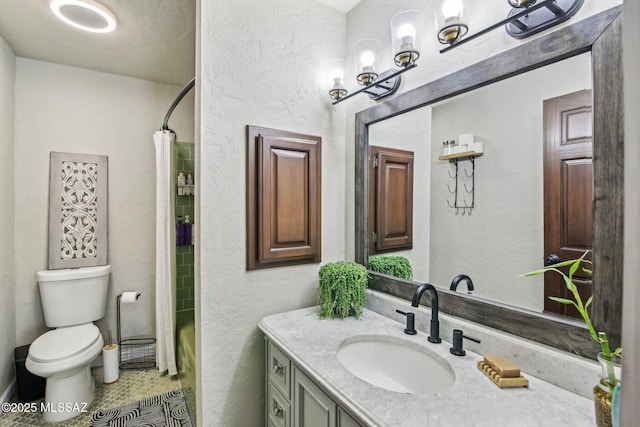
{"left": 48, "top": 152, "right": 108, "bottom": 269}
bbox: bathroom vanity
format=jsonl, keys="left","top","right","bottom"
{"left": 259, "top": 303, "right": 596, "bottom": 427}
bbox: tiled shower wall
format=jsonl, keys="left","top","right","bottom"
{"left": 175, "top": 141, "right": 194, "bottom": 312}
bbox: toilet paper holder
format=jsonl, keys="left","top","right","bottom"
{"left": 116, "top": 292, "right": 156, "bottom": 370}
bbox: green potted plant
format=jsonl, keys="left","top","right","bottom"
{"left": 523, "top": 251, "right": 621, "bottom": 427}
{"left": 368, "top": 255, "right": 413, "bottom": 280}
{"left": 317, "top": 261, "right": 368, "bottom": 319}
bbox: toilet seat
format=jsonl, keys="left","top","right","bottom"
{"left": 29, "top": 324, "right": 101, "bottom": 363}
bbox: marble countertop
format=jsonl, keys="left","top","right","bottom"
{"left": 259, "top": 307, "right": 596, "bottom": 427}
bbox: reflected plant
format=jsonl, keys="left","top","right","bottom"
{"left": 369, "top": 255, "right": 413, "bottom": 280}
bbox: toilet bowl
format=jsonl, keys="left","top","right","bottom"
{"left": 26, "top": 324, "right": 103, "bottom": 422}
{"left": 26, "top": 265, "right": 111, "bottom": 423}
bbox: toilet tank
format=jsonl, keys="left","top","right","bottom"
{"left": 36, "top": 265, "right": 111, "bottom": 327}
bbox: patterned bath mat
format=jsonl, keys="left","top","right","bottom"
{"left": 90, "top": 389, "right": 192, "bottom": 426}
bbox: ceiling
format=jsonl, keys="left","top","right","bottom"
{"left": 0, "top": 0, "right": 196, "bottom": 86}
{"left": 0, "top": 0, "right": 360, "bottom": 87}
{"left": 317, "top": 0, "right": 362, "bottom": 13}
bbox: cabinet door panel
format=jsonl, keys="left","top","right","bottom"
{"left": 293, "top": 366, "right": 336, "bottom": 427}
{"left": 247, "top": 126, "right": 321, "bottom": 270}
{"left": 337, "top": 408, "right": 363, "bottom": 427}
{"left": 369, "top": 146, "right": 414, "bottom": 254}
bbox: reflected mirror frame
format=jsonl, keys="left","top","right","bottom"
{"left": 354, "top": 6, "right": 623, "bottom": 358}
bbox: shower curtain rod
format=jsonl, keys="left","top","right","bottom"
{"left": 162, "top": 77, "right": 196, "bottom": 132}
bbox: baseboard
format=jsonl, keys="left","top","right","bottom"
{"left": 0, "top": 378, "right": 16, "bottom": 404}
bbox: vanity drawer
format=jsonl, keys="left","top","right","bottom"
{"left": 268, "top": 381, "right": 291, "bottom": 427}
{"left": 268, "top": 341, "right": 291, "bottom": 398}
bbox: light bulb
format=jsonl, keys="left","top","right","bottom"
{"left": 397, "top": 24, "right": 416, "bottom": 45}
{"left": 442, "top": 0, "right": 464, "bottom": 19}
{"left": 328, "top": 67, "right": 344, "bottom": 84}
{"left": 360, "top": 51, "right": 375, "bottom": 68}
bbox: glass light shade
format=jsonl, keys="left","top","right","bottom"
{"left": 390, "top": 10, "right": 424, "bottom": 67}
{"left": 354, "top": 38, "right": 381, "bottom": 86}
{"left": 436, "top": 0, "right": 468, "bottom": 45}
{"left": 508, "top": 0, "right": 536, "bottom": 8}
{"left": 326, "top": 59, "right": 349, "bottom": 101}
{"left": 50, "top": 0, "right": 117, "bottom": 33}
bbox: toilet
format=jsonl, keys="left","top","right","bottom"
{"left": 26, "top": 265, "right": 111, "bottom": 423}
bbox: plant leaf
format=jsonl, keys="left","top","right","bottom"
{"left": 563, "top": 275, "right": 577, "bottom": 293}
{"left": 522, "top": 266, "right": 564, "bottom": 277}
{"left": 585, "top": 295, "right": 593, "bottom": 309}
{"left": 548, "top": 296, "right": 575, "bottom": 305}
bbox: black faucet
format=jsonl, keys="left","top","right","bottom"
{"left": 449, "top": 274, "right": 474, "bottom": 293}
{"left": 411, "top": 283, "right": 441, "bottom": 343}
{"left": 449, "top": 329, "right": 481, "bottom": 356}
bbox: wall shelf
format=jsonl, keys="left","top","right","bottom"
{"left": 438, "top": 151, "right": 483, "bottom": 161}
{"left": 441, "top": 153, "right": 480, "bottom": 215}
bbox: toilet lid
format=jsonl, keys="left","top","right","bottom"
{"left": 29, "top": 324, "right": 101, "bottom": 363}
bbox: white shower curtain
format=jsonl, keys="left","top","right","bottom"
{"left": 153, "top": 130, "right": 178, "bottom": 376}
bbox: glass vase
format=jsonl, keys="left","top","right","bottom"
{"left": 593, "top": 352, "right": 621, "bottom": 427}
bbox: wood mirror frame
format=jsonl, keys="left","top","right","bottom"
{"left": 354, "top": 6, "right": 623, "bottom": 358}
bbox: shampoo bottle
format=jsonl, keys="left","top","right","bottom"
{"left": 176, "top": 216, "right": 184, "bottom": 245}
{"left": 183, "top": 215, "right": 192, "bottom": 247}
{"left": 177, "top": 172, "right": 186, "bottom": 195}
{"left": 185, "top": 173, "right": 193, "bottom": 196}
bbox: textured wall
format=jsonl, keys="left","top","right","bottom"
{"left": 0, "top": 34, "right": 16, "bottom": 400}
{"left": 197, "top": 0, "right": 347, "bottom": 424}
{"left": 13, "top": 59, "right": 194, "bottom": 347}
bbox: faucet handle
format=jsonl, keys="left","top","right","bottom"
{"left": 449, "top": 329, "right": 481, "bottom": 356}
{"left": 395, "top": 310, "right": 417, "bottom": 335}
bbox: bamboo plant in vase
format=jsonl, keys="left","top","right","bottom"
{"left": 523, "top": 251, "right": 621, "bottom": 427}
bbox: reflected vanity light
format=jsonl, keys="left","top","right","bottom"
{"left": 439, "top": 0, "right": 584, "bottom": 54}
{"left": 50, "top": 0, "right": 117, "bottom": 33}
{"left": 327, "top": 10, "right": 423, "bottom": 104}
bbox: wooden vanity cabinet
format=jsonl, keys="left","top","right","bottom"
{"left": 265, "top": 339, "right": 364, "bottom": 427}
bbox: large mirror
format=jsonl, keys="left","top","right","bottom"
{"left": 369, "top": 52, "right": 592, "bottom": 313}
{"left": 355, "top": 7, "right": 623, "bottom": 358}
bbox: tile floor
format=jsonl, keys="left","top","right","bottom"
{"left": 1, "top": 366, "right": 184, "bottom": 426}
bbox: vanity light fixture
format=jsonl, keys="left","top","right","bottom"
{"left": 436, "top": 0, "right": 468, "bottom": 46}
{"left": 390, "top": 10, "right": 424, "bottom": 67}
{"left": 50, "top": 0, "right": 117, "bottom": 33}
{"left": 327, "top": 59, "right": 349, "bottom": 101}
{"left": 354, "top": 38, "right": 381, "bottom": 86}
{"left": 328, "top": 10, "right": 423, "bottom": 104}
{"left": 439, "top": 0, "right": 584, "bottom": 53}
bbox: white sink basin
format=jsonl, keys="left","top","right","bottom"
{"left": 336, "top": 335, "right": 455, "bottom": 396}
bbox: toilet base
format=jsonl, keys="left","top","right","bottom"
{"left": 42, "top": 366, "right": 95, "bottom": 423}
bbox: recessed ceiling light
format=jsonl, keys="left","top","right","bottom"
{"left": 50, "top": 0, "right": 117, "bottom": 33}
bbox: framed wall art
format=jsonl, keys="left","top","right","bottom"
{"left": 48, "top": 152, "right": 108, "bottom": 269}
